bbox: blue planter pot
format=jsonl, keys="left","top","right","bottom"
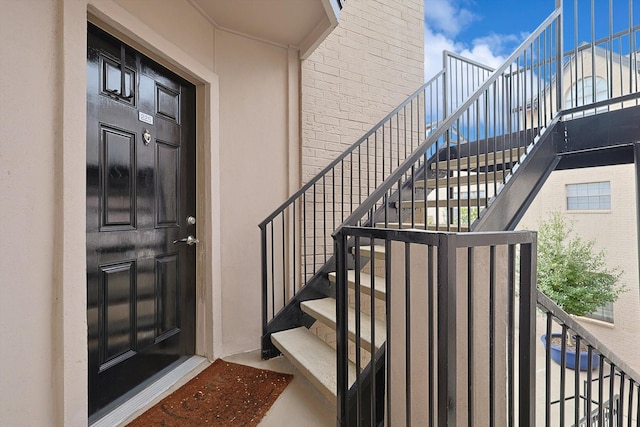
{"left": 541, "top": 333, "right": 600, "bottom": 371}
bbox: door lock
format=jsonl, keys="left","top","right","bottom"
{"left": 173, "top": 235, "right": 199, "bottom": 246}
{"left": 186, "top": 216, "right": 196, "bottom": 225}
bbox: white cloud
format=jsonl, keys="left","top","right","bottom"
{"left": 425, "top": 0, "right": 477, "bottom": 37}
{"left": 424, "top": 26, "right": 461, "bottom": 80}
{"left": 424, "top": 1, "right": 528, "bottom": 81}
{"left": 425, "top": 27, "right": 520, "bottom": 81}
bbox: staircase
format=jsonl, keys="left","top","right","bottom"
{"left": 260, "top": 52, "right": 495, "bottom": 407}
{"left": 268, "top": 139, "right": 529, "bottom": 421}
{"left": 260, "top": 1, "right": 640, "bottom": 425}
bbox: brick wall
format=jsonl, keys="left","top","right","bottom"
{"left": 299, "top": 0, "right": 424, "bottom": 358}
{"left": 301, "top": 0, "right": 425, "bottom": 182}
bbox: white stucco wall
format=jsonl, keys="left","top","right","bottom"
{"left": 517, "top": 164, "right": 640, "bottom": 373}
{"left": 0, "top": 1, "right": 60, "bottom": 425}
{"left": 0, "top": 0, "right": 302, "bottom": 424}
{"left": 114, "top": 0, "right": 216, "bottom": 71}
{"left": 215, "top": 29, "right": 294, "bottom": 355}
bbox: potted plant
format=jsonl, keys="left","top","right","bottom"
{"left": 536, "top": 211, "right": 624, "bottom": 370}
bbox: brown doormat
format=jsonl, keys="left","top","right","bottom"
{"left": 127, "top": 359, "right": 293, "bottom": 426}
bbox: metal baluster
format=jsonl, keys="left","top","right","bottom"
{"left": 428, "top": 244, "right": 435, "bottom": 427}
{"left": 313, "top": 184, "right": 316, "bottom": 272}
{"left": 323, "top": 175, "right": 327, "bottom": 263}
{"left": 598, "top": 355, "right": 605, "bottom": 426}
{"left": 587, "top": 346, "right": 594, "bottom": 425}
{"left": 355, "top": 238, "right": 362, "bottom": 426}
{"left": 281, "top": 213, "right": 285, "bottom": 305}
{"left": 610, "top": 363, "right": 616, "bottom": 427}
{"left": 627, "top": 379, "right": 634, "bottom": 427}
{"left": 575, "top": 335, "right": 581, "bottom": 426}
{"left": 369, "top": 238, "right": 376, "bottom": 425}
{"left": 560, "top": 324, "right": 568, "bottom": 426}
{"left": 270, "top": 221, "right": 275, "bottom": 321}
{"left": 489, "top": 245, "right": 496, "bottom": 427}
{"left": 507, "top": 244, "right": 515, "bottom": 426}
{"left": 620, "top": 372, "right": 626, "bottom": 427}
{"left": 302, "top": 193, "right": 307, "bottom": 282}
{"left": 292, "top": 201, "right": 296, "bottom": 296}
{"left": 260, "top": 225, "right": 267, "bottom": 331}
{"left": 405, "top": 242, "right": 411, "bottom": 426}
{"left": 385, "top": 238, "right": 392, "bottom": 427}
{"left": 545, "top": 313, "right": 552, "bottom": 427}
{"left": 468, "top": 246, "right": 475, "bottom": 426}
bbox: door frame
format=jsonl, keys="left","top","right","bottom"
{"left": 58, "top": 1, "right": 221, "bottom": 423}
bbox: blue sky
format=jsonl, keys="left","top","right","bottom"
{"left": 424, "top": 0, "right": 555, "bottom": 79}
{"left": 424, "top": 0, "right": 640, "bottom": 80}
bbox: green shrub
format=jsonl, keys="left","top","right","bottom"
{"left": 537, "top": 211, "right": 624, "bottom": 317}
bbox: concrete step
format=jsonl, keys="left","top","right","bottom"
{"left": 430, "top": 147, "right": 524, "bottom": 171}
{"left": 352, "top": 244, "right": 386, "bottom": 260}
{"left": 301, "top": 298, "right": 386, "bottom": 352}
{"left": 375, "top": 222, "right": 470, "bottom": 232}
{"left": 328, "top": 270, "right": 386, "bottom": 300}
{"left": 414, "top": 170, "right": 506, "bottom": 189}
{"left": 396, "top": 198, "right": 488, "bottom": 209}
{"left": 271, "top": 327, "right": 356, "bottom": 404}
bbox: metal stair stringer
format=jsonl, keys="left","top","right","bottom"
{"left": 472, "top": 116, "right": 564, "bottom": 232}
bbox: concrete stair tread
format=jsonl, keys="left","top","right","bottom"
{"left": 415, "top": 170, "right": 506, "bottom": 189}
{"left": 375, "top": 222, "right": 469, "bottom": 232}
{"left": 271, "top": 327, "right": 356, "bottom": 404}
{"left": 352, "top": 244, "right": 386, "bottom": 260}
{"left": 301, "top": 297, "right": 386, "bottom": 352}
{"left": 398, "top": 198, "right": 488, "bottom": 208}
{"left": 430, "top": 147, "right": 525, "bottom": 171}
{"left": 328, "top": 270, "right": 386, "bottom": 300}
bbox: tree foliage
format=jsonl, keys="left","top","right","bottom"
{"left": 537, "top": 211, "right": 623, "bottom": 317}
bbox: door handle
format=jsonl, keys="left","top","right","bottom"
{"left": 173, "top": 235, "right": 199, "bottom": 246}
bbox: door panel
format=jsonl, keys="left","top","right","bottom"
{"left": 87, "top": 23, "right": 196, "bottom": 418}
{"left": 101, "top": 126, "right": 136, "bottom": 228}
{"left": 100, "top": 261, "right": 135, "bottom": 368}
{"left": 156, "top": 141, "right": 180, "bottom": 226}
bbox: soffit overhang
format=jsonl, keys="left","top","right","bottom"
{"left": 189, "top": 0, "right": 341, "bottom": 58}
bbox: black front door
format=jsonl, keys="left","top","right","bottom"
{"left": 86, "top": 24, "right": 196, "bottom": 417}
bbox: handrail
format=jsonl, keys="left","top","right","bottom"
{"left": 260, "top": 52, "right": 496, "bottom": 338}
{"left": 502, "top": 24, "right": 640, "bottom": 80}
{"left": 336, "top": 7, "right": 562, "bottom": 233}
{"left": 443, "top": 49, "right": 495, "bottom": 73}
{"left": 334, "top": 226, "right": 538, "bottom": 425}
{"left": 537, "top": 288, "right": 640, "bottom": 426}
{"left": 537, "top": 290, "right": 640, "bottom": 382}
{"left": 258, "top": 74, "right": 442, "bottom": 228}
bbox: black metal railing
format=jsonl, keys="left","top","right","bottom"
{"left": 562, "top": 0, "right": 640, "bottom": 119}
{"left": 259, "top": 53, "right": 493, "bottom": 345}
{"left": 333, "top": 227, "right": 538, "bottom": 426}
{"left": 537, "top": 291, "right": 640, "bottom": 427}
{"left": 338, "top": 7, "right": 562, "bottom": 235}
{"left": 443, "top": 50, "right": 495, "bottom": 117}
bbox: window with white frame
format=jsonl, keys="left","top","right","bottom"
{"left": 566, "top": 181, "right": 611, "bottom": 211}
{"left": 453, "top": 188, "right": 487, "bottom": 200}
{"left": 585, "top": 302, "right": 614, "bottom": 323}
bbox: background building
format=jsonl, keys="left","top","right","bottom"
{"left": 518, "top": 164, "right": 640, "bottom": 373}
